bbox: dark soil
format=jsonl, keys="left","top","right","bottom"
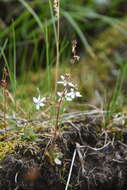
{"left": 0, "top": 114, "right": 127, "bottom": 190}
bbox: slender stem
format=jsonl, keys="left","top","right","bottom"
{"left": 1, "top": 68, "right": 8, "bottom": 135}
{"left": 3, "top": 88, "right": 7, "bottom": 134}
{"left": 55, "top": 96, "right": 63, "bottom": 131}
{"left": 55, "top": 88, "right": 66, "bottom": 133}
{"left": 55, "top": 0, "right": 60, "bottom": 93}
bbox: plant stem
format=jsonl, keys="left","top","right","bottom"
{"left": 55, "top": 88, "right": 66, "bottom": 135}
{"left": 3, "top": 89, "right": 7, "bottom": 134}
{"left": 1, "top": 68, "right": 8, "bottom": 135}
{"left": 55, "top": 0, "right": 60, "bottom": 93}
{"left": 55, "top": 96, "right": 62, "bottom": 131}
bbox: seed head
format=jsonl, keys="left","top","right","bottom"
{"left": 53, "top": 0, "right": 59, "bottom": 18}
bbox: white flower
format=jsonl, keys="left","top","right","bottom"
{"left": 65, "top": 88, "right": 82, "bottom": 101}
{"left": 57, "top": 75, "right": 75, "bottom": 88}
{"left": 75, "top": 91, "right": 82, "bottom": 98}
{"left": 65, "top": 95, "right": 73, "bottom": 101}
{"left": 57, "top": 90, "right": 68, "bottom": 101}
{"left": 57, "top": 88, "right": 82, "bottom": 102}
{"left": 33, "top": 95, "right": 46, "bottom": 110}
{"left": 65, "top": 91, "right": 75, "bottom": 101}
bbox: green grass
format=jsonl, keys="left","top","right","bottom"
{"left": 1, "top": 0, "right": 127, "bottom": 75}
{"left": 106, "top": 61, "right": 127, "bottom": 121}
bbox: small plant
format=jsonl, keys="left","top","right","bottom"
{"left": 33, "top": 74, "right": 82, "bottom": 139}
{"left": 55, "top": 74, "right": 82, "bottom": 132}
{"left": 33, "top": 72, "right": 82, "bottom": 172}
{"left": 45, "top": 143, "right": 63, "bottom": 166}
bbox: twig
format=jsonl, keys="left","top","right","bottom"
{"left": 112, "top": 159, "right": 124, "bottom": 163}
{"left": 79, "top": 141, "right": 111, "bottom": 151}
{"left": 65, "top": 149, "right": 76, "bottom": 190}
{"left": 76, "top": 143, "right": 86, "bottom": 175}
{"left": 101, "top": 129, "right": 108, "bottom": 145}
{"left": 118, "top": 140, "right": 127, "bottom": 148}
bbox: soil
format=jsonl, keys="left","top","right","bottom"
{"left": 0, "top": 114, "right": 127, "bottom": 190}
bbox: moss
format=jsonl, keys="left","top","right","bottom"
{"left": 0, "top": 139, "right": 19, "bottom": 160}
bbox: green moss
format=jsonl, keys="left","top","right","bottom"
{"left": 0, "top": 140, "right": 17, "bottom": 160}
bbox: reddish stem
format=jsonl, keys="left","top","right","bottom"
{"left": 55, "top": 88, "right": 67, "bottom": 136}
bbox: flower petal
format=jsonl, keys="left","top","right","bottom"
{"left": 76, "top": 92, "right": 82, "bottom": 97}
{"left": 57, "top": 92, "right": 62, "bottom": 97}
{"left": 57, "top": 81, "right": 64, "bottom": 84}
{"left": 68, "top": 82, "right": 75, "bottom": 87}
{"left": 40, "top": 97, "right": 46, "bottom": 102}
{"left": 60, "top": 75, "right": 65, "bottom": 80}
{"left": 39, "top": 103, "right": 45, "bottom": 107}
{"left": 70, "top": 88, "right": 74, "bottom": 92}
{"left": 65, "top": 96, "right": 73, "bottom": 101}
{"left": 33, "top": 97, "right": 38, "bottom": 103}
{"left": 63, "top": 82, "right": 67, "bottom": 86}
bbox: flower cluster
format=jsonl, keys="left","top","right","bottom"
{"left": 33, "top": 75, "right": 82, "bottom": 110}
{"left": 57, "top": 75, "right": 75, "bottom": 88}
{"left": 57, "top": 75, "right": 82, "bottom": 101}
